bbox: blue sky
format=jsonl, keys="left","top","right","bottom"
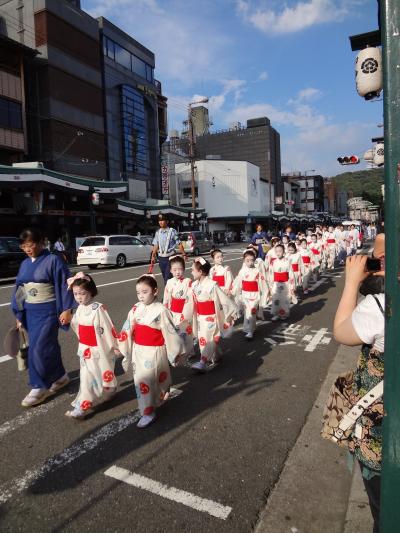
{"left": 83, "top": 0, "right": 382, "bottom": 176}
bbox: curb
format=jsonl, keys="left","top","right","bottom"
{"left": 254, "top": 343, "right": 371, "bottom": 533}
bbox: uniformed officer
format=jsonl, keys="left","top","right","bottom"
{"left": 151, "top": 213, "right": 186, "bottom": 283}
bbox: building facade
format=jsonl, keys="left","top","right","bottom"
{"left": 282, "top": 174, "right": 325, "bottom": 215}
{"left": 99, "top": 17, "right": 166, "bottom": 198}
{"left": 194, "top": 117, "right": 281, "bottom": 208}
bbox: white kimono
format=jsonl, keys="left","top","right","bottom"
{"left": 300, "top": 248, "right": 315, "bottom": 291}
{"left": 70, "top": 302, "right": 119, "bottom": 412}
{"left": 309, "top": 241, "right": 322, "bottom": 281}
{"left": 324, "top": 232, "right": 337, "bottom": 269}
{"left": 118, "top": 301, "right": 184, "bottom": 417}
{"left": 192, "top": 278, "right": 238, "bottom": 364}
{"left": 210, "top": 264, "right": 234, "bottom": 294}
{"left": 163, "top": 277, "right": 194, "bottom": 356}
{"left": 232, "top": 264, "right": 269, "bottom": 334}
{"left": 270, "top": 258, "right": 293, "bottom": 318}
{"left": 265, "top": 247, "right": 278, "bottom": 285}
{"left": 288, "top": 251, "right": 303, "bottom": 289}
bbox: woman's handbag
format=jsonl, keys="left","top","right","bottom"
{"left": 321, "top": 370, "right": 355, "bottom": 447}
{"left": 3, "top": 326, "right": 29, "bottom": 371}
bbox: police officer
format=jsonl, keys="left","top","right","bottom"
{"left": 151, "top": 213, "right": 186, "bottom": 283}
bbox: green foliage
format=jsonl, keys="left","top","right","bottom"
{"left": 331, "top": 168, "right": 384, "bottom": 206}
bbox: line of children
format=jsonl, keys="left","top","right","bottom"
{"left": 64, "top": 232, "right": 337, "bottom": 428}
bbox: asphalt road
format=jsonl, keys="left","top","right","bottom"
{"left": 0, "top": 247, "right": 346, "bottom": 532}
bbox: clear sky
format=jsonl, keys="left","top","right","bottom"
{"left": 83, "top": 0, "right": 382, "bottom": 177}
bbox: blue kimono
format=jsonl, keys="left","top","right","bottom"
{"left": 251, "top": 231, "right": 268, "bottom": 259}
{"left": 11, "top": 250, "right": 75, "bottom": 390}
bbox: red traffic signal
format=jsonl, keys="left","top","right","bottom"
{"left": 337, "top": 155, "right": 360, "bottom": 165}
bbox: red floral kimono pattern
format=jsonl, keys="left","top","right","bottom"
{"left": 70, "top": 302, "right": 119, "bottom": 412}
{"left": 209, "top": 264, "right": 234, "bottom": 294}
{"left": 269, "top": 258, "right": 293, "bottom": 319}
{"left": 118, "top": 301, "right": 184, "bottom": 416}
{"left": 232, "top": 264, "right": 269, "bottom": 334}
{"left": 163, "top": 277, "right": 194, "bottom": 357}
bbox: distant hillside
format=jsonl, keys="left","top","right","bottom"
{"left": 331, "top": 168, "right": 384, "bottom": 206}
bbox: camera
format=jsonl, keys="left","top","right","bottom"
{"left": 366, "top": 257, "right": 382, "bottom": 272}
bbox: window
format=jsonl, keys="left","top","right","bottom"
{"left": 82, "top": 237, "right": 105, "bottom": 247}
{"left": 0, "top": 97, "right": 22, "bottom": 130}
{"left": 114, "top": 43, "right": 131, "bottom": 70}
{"left": 129, "top": 237, "right": 142, "bottom": 246}
{"left": 120, "top": 85, "right": 150, "bottom": 175}
{"left": 131, "top": 55, "right": 146, "bottom": 78}
{"left": 146, "top": 64, "right": 154, "bottom": 82}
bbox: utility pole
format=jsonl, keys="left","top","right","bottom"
{"left": 187, "top": 98, "right": 209, "bottom": 213}
{"left": 380, "top": 1, "right": 400, "bottom": 531}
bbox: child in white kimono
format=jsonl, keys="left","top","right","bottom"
{"left": 163, "top": 255, "right": 194, "bottom": 357}
{"left": 269, "top": 244, "right": 292, "bottom": 321}
{"left": 317, "top": 232, "right": 327, "bottom": 271}
{"left": 119, "top": 275, "right": 184, "bottom": 428}
{"left": 309, "top": 234, "right": 322, "bottom": 282}
{"left": 66, "top": 273, "right": 119, "bottom": 420}
{"left": 209, "top": 249, "right": 234, "bottom": 294}
{"left": 232, "top": 249, "right": 269, "bottom": 340}
{"left": 324, "top": 226, "right": 337, "bottom": 269}
{"left": 299, "top": 238, "right": 314, "bottom": 294}
{"left": 281, "top": 234, "right": 290, "bottom": 253}
{"left": 190, "top": 257, "right": 238, "bottom": 372}
{"left": 265, "top": 237, "right": 280, "bottom": 285}
{"left": 287, "top": 242, "right": 302, "bottom": 301}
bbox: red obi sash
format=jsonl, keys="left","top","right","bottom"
{"left": 302, "top": 256, "right": 311, "bottom": 264}
{"left": 292, "top": 263, "right": 299, "bottom": 272}
{"left": 79, "top": 325, "right": 97, "bottom": 347}
{"left": 242, "top": 280, "right": 259, "bottom": 292}
{"left": 213, "top": 275, "right": 225, "bottom": 287}
{"left": 196, "top": 300, "right": 216, "bottom": 315}
{"left": 327, "top": 239, "right": 336, "bottom": 244}
{"left": 134, "top": 324, "right": 164, "bottom": 346}
{"left": 311, "top": 248, "right": 320, "bottom": 255}
{"left": 170, "top": 297, "right": 185, "bottom": 313}
{"left": 274, "top": 272, "right": 289, "bottom": 282}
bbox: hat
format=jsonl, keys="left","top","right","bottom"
{"left": 158, "top": 212, "right": 169, "bottom": 221}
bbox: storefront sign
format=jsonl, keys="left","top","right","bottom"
{"left": 161, "top": 164, "right": 169, "bottom": 199}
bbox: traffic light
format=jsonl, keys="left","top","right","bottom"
{"left": 337, "top": 155, "right": 360, "bottom": 165}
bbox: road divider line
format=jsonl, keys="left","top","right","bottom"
{"left": 0, "top": 355, "right": 12, "bottom": 363}
{"left": 104, "top": 465, "right": 232, "bottom": 520}
{"left": 0, "top": 411, "right": 141, "bottom": 505}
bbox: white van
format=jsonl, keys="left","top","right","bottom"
{"left": 77, "top": 235, "right": 153, "bottom": 268}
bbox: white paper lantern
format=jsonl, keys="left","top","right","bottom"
{"left": 373, "top": 142, "right": 384, "bottom": 166}
{"left": 355, "top": 46, "right": 382, "bottom": 100}
{"left": 363, "top": 148, "right": 375, "bottom": 162}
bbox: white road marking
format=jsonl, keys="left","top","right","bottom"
{"left": 302, "top": 328, "right": 331, "bottom": 352}
{"left": 0, "top": 411, "right": 141, "bottom": 504}
{"left": 104, "top": 465, "right": 232, "bottom": 520}
{"left": 309, "top": 279, "right": 327, "bottom": 291}
{"left": 0, "top": 302, "right": 10, "bottom": 307}
{"left": 264, "top": 338, "right": 277, "bottom": 345}
{"left": 0, "top": 355, "right": 12, "bottom": 363}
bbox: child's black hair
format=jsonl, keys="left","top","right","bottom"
{"left": 193, "top": 258, "right": 211, "bottom": 276}
{"left": 169, "top": 255, "right": 185, "bottom": 268}
{"left": 243, "top": 249, "right": 256, "bottom": 259}
{"left": 136, "top": 274, "right": 158, "bottom": 291}
{"left": 300, "top": 238, "right": 308, "bottom": 244}
{"left": 288, "top": 242, "right": 297, "bottom": 251}
{"left": 211, "top": 248, "right": 223, "bottom": 259}
{"left": 71, "top": 275, "right": 98, "bottom": 297}
{"left": 275, "top": 244, "right": 285, "bottom": 252}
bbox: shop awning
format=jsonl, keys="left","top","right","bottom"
{"left": 0, "top": 165, "right": 127, "bottom": 195}
{"left": 117, "top": 199, "right": 206, "bottom": 217}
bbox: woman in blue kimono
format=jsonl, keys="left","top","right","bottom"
{"left": 251, "top": 223, "right": 268, "bottom": 260}
{"left": 12, "top": 228, "right": 75, "bottom": 407}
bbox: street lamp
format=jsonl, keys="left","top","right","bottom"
{"left": 188, "top": 98, "right": 209, "bottom": 211}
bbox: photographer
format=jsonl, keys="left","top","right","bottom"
{"left": 333, "top": 234, "right": 385, "bottom": 533}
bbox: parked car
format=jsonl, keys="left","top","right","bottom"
{"left": 178, "top": 231, "right": 213, "bottom": 256}
{"left": 77, "top": 235, "right": 153, "bottom": 268}
{"left": 137, "top": 235, "right": 154, "bottom": 246}
{"left": 0, "top": 237, "right": 26, "bottom": 278}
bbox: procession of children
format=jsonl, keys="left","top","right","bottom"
{"left": 39, "top": 221, "right": 346, "bottom": 430}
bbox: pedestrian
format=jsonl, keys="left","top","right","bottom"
{"left": 163, "top": 255, "right": 194, "bottom": 358}
{"left": 66, "top": 273, "right": 119, "bottom": 420}
{"left": 151, "top": 213, "right": 186, "bottom": 284}
{"left": 269, "top": 244, "right": 293, "bottom": 321}
{"left": 324, "top": 226, "right": 337, "bottom": 269}
{"left": 287, "top": 242, "right": 302, "bottom": 300}
{"left": 251, "top": 223, "right": 268, "bottom": 260}
{"left": 209, "top": 249, "right": 234, "bottom": 294}
{"left": 309, "top": 233, "right": 322, "bottom": 282}
{"left": 53, "top": 236, "right": 65, "bottom": 253}
{"left": 232, "top": 249, "right": 269, "bottom": 340}
{"left": 332, "top": 235, "right": 385, "bottom": 533}
{"left": 299, "top": 238, "right": 314, "bottom": 295}
{"left": 12, "top": 228, "right": 74, "bottom": 407}
{"left": 190, "top": 257, "right": 238, "bottom": 371}
{"left": 118, "top": 274, "right": 184, "bottom": 428}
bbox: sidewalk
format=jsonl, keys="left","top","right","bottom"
{"left": 254, "top": 343, "right": 373, "bottom": 533}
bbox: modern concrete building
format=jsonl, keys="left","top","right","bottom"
{"left": 98, "top": 17, "right": 167, "bottom": 198}
{"left": 194, "top": 117, "right": 281, "bottom": 209}
{"left": 0, "top": 0, "right": 107, "bottom": 179}
{"left": 282, "top": 173, "right": 325, "bottom": 215}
